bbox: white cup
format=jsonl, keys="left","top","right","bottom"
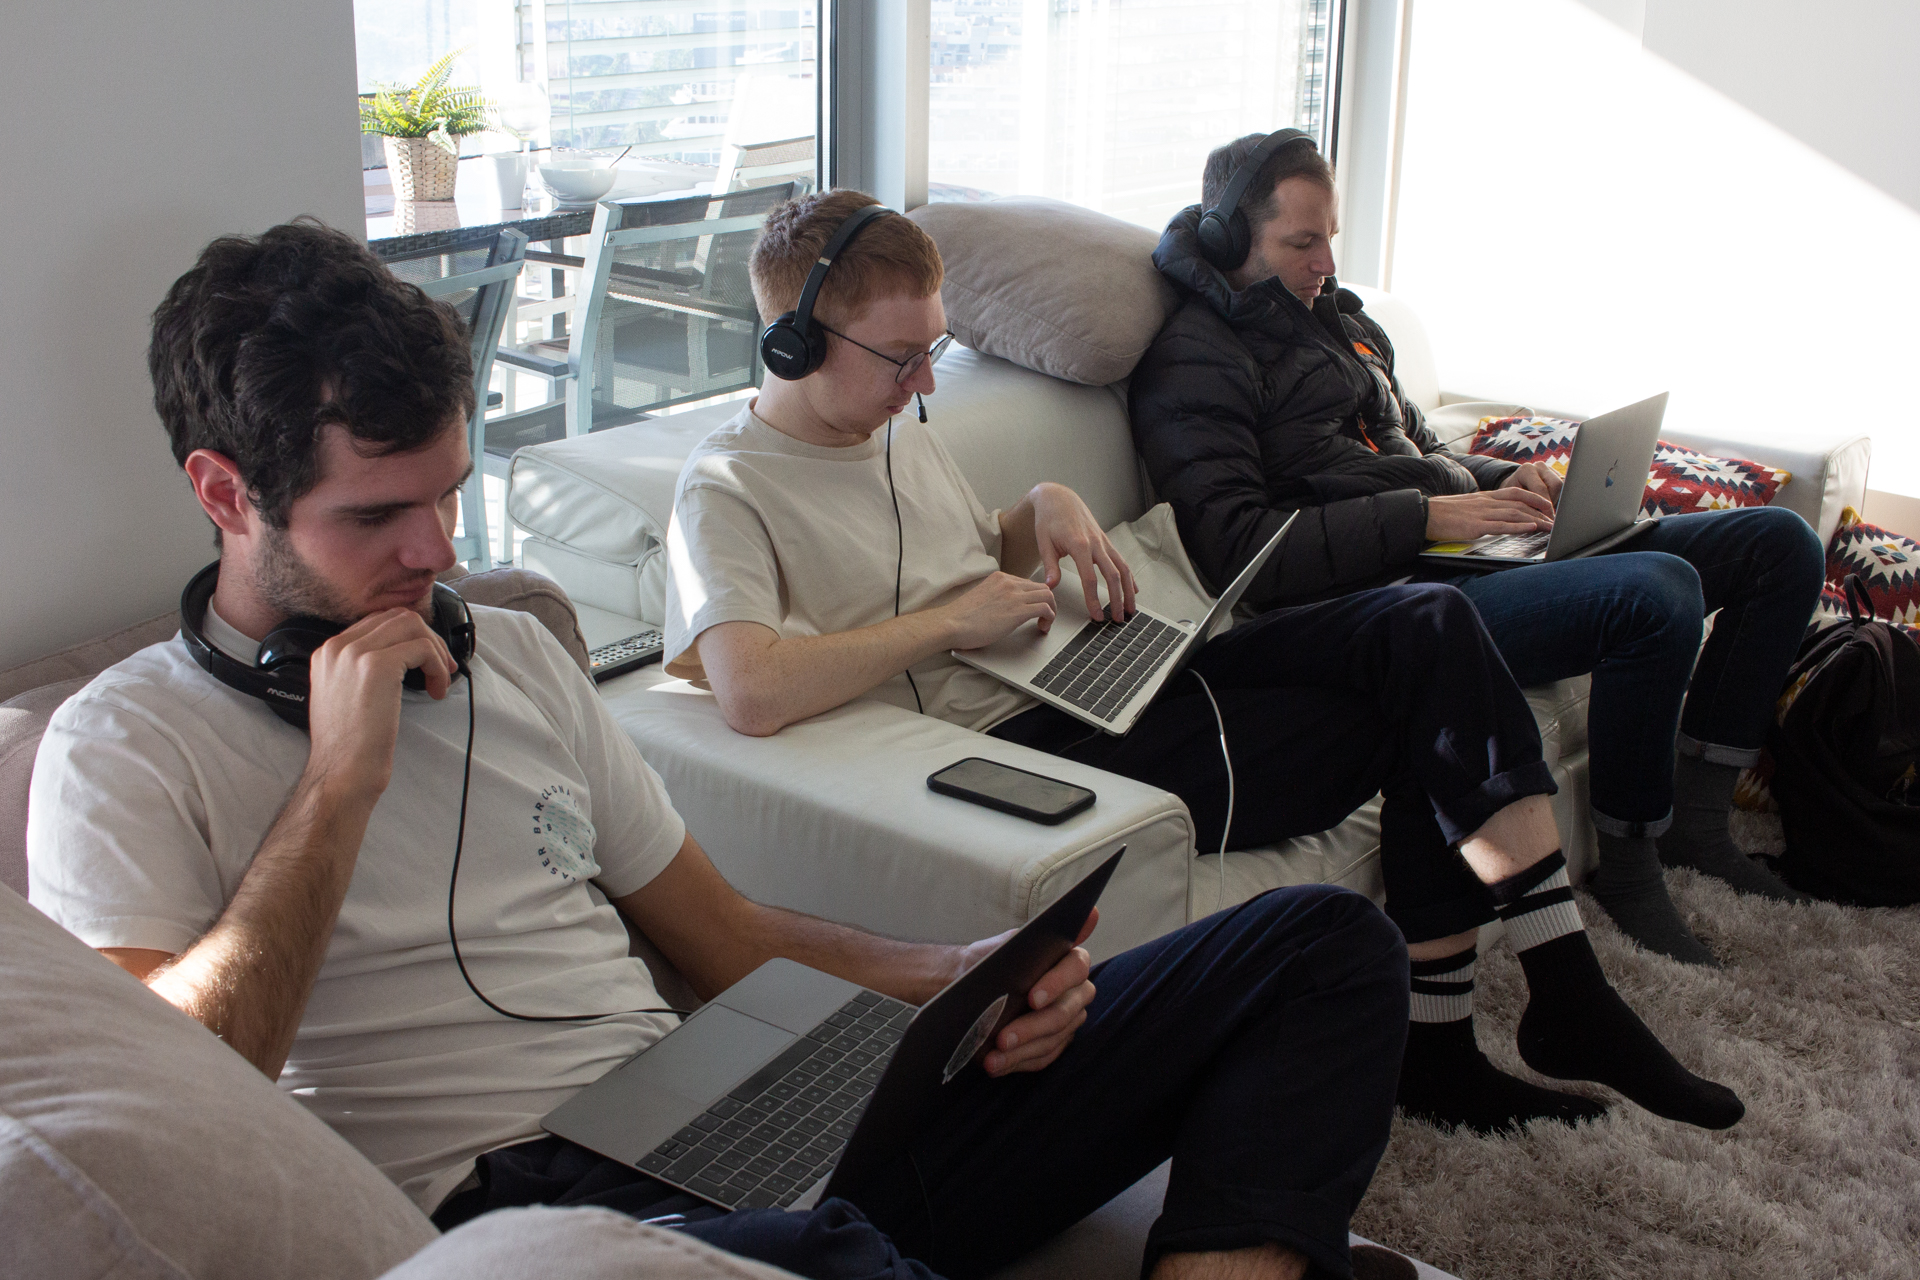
{"left": 487, "top": 153, "right": 531, "bottom": 209}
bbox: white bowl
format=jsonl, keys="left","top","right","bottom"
{"left": 537, "top": 161, "right": 618, "bottom": 203}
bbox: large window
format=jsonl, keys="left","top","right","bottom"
{"left": 531, "top": 2, "right": 817, "bottom": 163}
{"left": 927, "top": 0, "right": 1337, "bottom": 232}
{"left": 355, "top": 2, "right": 818, "bottom": 175}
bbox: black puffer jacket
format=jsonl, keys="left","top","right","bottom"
{"left": 1130, "top": 207, "right": 1517, "bottom": 608}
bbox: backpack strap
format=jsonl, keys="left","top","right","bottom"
{"left": 1844, "top": 573, "right": 1872, "bottom": 625}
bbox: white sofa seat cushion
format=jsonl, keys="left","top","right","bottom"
{"left": 0, "top": 885, "right": 437, "bottom": 1280}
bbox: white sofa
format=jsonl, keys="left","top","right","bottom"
{"left": 504, "top": 200, "right": 1872, "bottom": 963}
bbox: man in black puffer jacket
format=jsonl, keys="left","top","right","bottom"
{"left": 1132, "top": 132, "right": 1826, "bottom": 1133}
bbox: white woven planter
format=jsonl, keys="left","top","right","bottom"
{"left": 382, "top": 135, "right": 461, "bottom": 202}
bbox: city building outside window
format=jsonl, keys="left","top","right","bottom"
{"left": 928, "top": 0, "right": 1337, "bottom": 233}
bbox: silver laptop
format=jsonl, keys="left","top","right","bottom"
{"left": 542, "top": 847, "right": 1125, "bottom": 1214}
{"left": 954, "top": 513, "right": 1296, "bottom": 736}
{"left": 1419, "top": 393, "right": 1668, "bottom": 569}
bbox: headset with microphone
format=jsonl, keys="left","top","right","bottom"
{"left": 1194, "top": 127, "right": 1320, "bottom": 272}
{"left": 759, "top": 202, "right": 898, "bottom": 382}
{"left": 179, "top": 560, "right": 686, "bottom": 1023}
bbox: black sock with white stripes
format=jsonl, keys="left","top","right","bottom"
{"left": 1495, "top": 853, "right": 1744, "bottom": 1130}
{"left": 1396, "top": 946, "right": 1609, "bottom": 1134}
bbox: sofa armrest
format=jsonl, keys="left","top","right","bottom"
{"left": 600, "top": 669, "right": 1197, "bottom": 962}
{"left": 1655, "top": 425, "right": 1870, "bottom": 546}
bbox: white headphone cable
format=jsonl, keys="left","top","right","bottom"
{"left": 1187, "top": 668, "right": 1233, "bottom": 913}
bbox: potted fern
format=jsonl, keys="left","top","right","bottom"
{"left": 360, "top": 52, "right": 492, "bottom": 202}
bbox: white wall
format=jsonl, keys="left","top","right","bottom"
{"left": 1386, "top": 0, "right": 1920, "bottom": 502}
{"left": 0, "top": 1, "right": 364, "bottom": 671}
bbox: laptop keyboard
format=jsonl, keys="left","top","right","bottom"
{"left": 1031, "top": 613, "right": 1184, "bottom": 723}
{"left": 1468, "top": 530, "right": 1550, "bottom": 558}
{"left": 635, "top": 991, "right": 914, "bottom": 1209}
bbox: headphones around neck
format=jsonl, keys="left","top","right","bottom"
{"left": 179, "top": 560, "right": 475, "bottom": 732}
{"left": 1195, "top": 128, "right": 1320, "bottom": 272}
{"left": 759, "top": 202, "right": 898, "bottom": 381}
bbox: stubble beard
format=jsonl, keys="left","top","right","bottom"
{"left": 253, "top": 524, "right": 433, "bottom": 627}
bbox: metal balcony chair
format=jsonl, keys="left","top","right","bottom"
{"left": 717, "top": 135, "right": 816, "bottom": 195}
{"left": 491, "top": 182, "right": 795, "bottom": 447}
{"left": 374, "top": 226, "right": 529, "bottom": 569}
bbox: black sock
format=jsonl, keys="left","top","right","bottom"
{"left": 1493, "top": 854, "right": 1744, "bottom": 1130}
{"left": 1397, "top": 948, "right": 1609, "bottom": 1134}
{"left": 1659, "top": 756, "right": 1812, "bottom": 902}
{"left": 1586, "top": 833, "right": 1720, "bottom": 967}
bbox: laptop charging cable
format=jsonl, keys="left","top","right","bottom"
{"left": 1187, "top": 669, "right": 1234, "bottom": 913}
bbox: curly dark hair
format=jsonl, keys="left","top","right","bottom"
{"left": 149, "top": 218, "right": 475, "bottom": 531}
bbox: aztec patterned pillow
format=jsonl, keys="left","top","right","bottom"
{"left": 1468, "top": 416, "right": 1792, "bottom": 517}
{"left": 1814, "top": 507, "right": 1920, "bottom": 634}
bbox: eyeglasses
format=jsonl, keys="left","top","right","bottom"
{"left": 819, "top": 326, "right": 955, "bottom": 385}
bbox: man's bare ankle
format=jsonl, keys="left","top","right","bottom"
{"left": 1151, "top": 1241, "right": 1310, "bottom": 1280}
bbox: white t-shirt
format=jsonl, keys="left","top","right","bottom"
{"left": 665, "top": 404, "right": 1036, "bottom": 732}
{"left": 27, "top": 603, "right": 687, "bottom": 1212}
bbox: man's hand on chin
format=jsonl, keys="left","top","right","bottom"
{"left": 959, "top": 908, "right": 1100, "bottom": 1077}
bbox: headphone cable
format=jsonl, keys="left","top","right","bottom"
{"left": 446, "top": 662, "right": 690, "bottom": 1022}
{"left": 888, "top": 416, "right": 925, "bottom": 715}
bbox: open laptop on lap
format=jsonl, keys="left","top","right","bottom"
{"left": 542, "top": 846, "right": 1125, "bottom": 1213}
{"left": 953, "top": 513, "right": 1297, "bottom": 736}
{"left": 1419, "top": 392, "right": 1668, "bottom": 569}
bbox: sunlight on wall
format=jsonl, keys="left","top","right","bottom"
{"left": 1388, "top": 0, "right": 1920, "bottom": 498}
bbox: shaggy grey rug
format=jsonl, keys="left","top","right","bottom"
{"left": 1351, "top": 868, "right": 1920, "bottom": 1279}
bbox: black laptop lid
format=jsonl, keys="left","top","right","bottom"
{"left": 824, "top": 845, "right": 1126, "bottom": 1195}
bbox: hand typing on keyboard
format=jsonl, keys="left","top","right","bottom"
{"left": 1425, "top": 488, "right": 1555, "bottom": 542}
{"left": 1008, "top": 482, "right": 1138, "bottom": 630}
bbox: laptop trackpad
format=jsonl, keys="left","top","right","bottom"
{"left": 622, "top": 1004, "right": 795, "bottom": 1104}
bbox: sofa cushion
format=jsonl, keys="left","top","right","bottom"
{"left": 0, "top": 884, "right": 438, "bottom": 1279}
{"left": 1467, "top": 416, "right": 1792, "bottom": 517}
{"left": 381, "top": 1207, "right": 802, "bottom": 1280}
{"left": 1821, "top": 507, "right": 1920, "bottom": 631}
{"left": 906, "top": 197, "right": 1178, "bottom": 387}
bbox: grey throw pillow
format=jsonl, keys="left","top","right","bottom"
{"left": 907, "top": 197, "right": 1179, "bottom": 386}
{"left": 0, "top": 885, "right": 438, "bottom": 1279}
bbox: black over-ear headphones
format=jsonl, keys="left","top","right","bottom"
{"left": 179, "top": 560, "right": 475, "bottom": 732}
{"left": 1195, "top": 128, "right": 1319, "bottom": 272}
{"left": 759, "top": 202, "right": 898, "bottom": 381}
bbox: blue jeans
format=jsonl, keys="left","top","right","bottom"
{"left": 434, "top": 887, "right": 1409, "bottom": 1280}
{"left": 1420, "top": 506, "right": 1823, "bottom": 836}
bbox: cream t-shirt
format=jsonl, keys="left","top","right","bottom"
{"left": 28, "top": 604, "right": 687, "bottom": 1211}
{"left": 665, "top": 404, "right": 1036, "bottom": 732}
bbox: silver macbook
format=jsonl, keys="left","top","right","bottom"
{"left": 541, "top": 846, "right": 1125, "bottom": 1214}
{"left": 1419, "top": 392, "right": 1668, "bottom": 569}
{"left": 954, "top": 513, "right": 1297, "bottom": 736}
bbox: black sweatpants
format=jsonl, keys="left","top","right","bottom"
{"left": 991, "top": 582, "right": 1558, "bottom": 944}
{"left": 435, "top": 886, "right": 1408, "bottom": 1280}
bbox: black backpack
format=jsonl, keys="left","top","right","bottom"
{"left": 1770, "top": 575, "right": 1920, "bottom": 906}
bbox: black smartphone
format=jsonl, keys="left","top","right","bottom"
{"left": 927, "top": 757, "right": 1096, "bottom": 825}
